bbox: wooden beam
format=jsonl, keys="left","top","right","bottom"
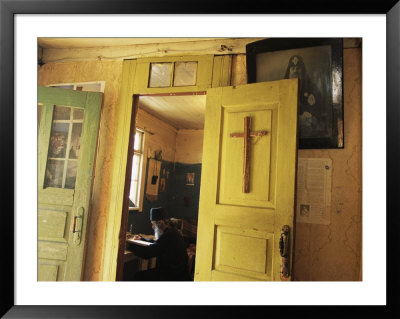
{"left": 41, "top": 37, "right": 361, "bottom": 64}
{"left": 41, "top": 38, "right": 266, "bottom": 63}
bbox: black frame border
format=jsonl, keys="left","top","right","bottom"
{"left": 246, "top": 37, "right": 344, "bottom": 149}
{"left": 1, "top": 0, "right": 399, "bottom": 318}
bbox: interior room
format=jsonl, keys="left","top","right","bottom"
{"left": 122, "top": 94, "right": 206, "bottom": 280}
{"left": 37, "top": 37, "right": 362, "bottom": 282}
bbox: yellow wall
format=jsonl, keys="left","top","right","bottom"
{"left": 38, "top": 46, "right": 362, "bottom": 281}
{"left": 136, "top": 108, "right": 178, "bottom": 162}
{"left": 294, "top": 48, "right": 362, "bottom": 280}
{"left": 232, "top": 48, "right": 362, "bottom": 281}
{"left": 38, "top": 60, "right": 123, "bottom": 280}
{"left": 175, "top": 129, "right": 204, "bottom": 164}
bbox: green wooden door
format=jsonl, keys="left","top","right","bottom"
{"left": 37, "top": 87, "right": 102, "bottom": 281}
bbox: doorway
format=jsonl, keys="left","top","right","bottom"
{"left": 104, "top": 55, "right": 229, "bottom": 282}
{"left": 119, "top": 92, "right": 207, "bottom": 281}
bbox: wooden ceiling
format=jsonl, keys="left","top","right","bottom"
{"left": 138, "top": 95, "right": 206, "bottom": 130}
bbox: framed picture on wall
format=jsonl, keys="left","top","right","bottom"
{"left": 246, "top": 38, "right": 344, "bottom": 149}
{"left": 159, "top": 177, "right": 166, "bottom": 192}
{"left": 186, "top": 172, "right": 195, "bottom": 186}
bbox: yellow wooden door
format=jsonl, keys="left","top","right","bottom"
{"left": 38, "top": 87, "right": 102, "bottom": 281}
{"left": 194, "top": 79, "right": 298, "bottom": 281}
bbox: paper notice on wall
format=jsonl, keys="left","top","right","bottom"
{"left": 296, "top": 158, "right": 332, "bottom": 225}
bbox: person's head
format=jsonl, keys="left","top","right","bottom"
{"left": 284, "top": 55, "right": 306, "bottom": 80}
{"left": 150, "top": 207, "right": 169, "bottom": 239}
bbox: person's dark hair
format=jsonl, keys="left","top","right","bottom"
{"left": 150, "top": 207, "right": 168, "bottom": 221}
{"left": 283, "top": 55, "right": 306, "bottom": 80}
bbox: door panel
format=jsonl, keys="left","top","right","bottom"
{"left": 195, "top": 79, "right": 298, "bottom": 281}
{"left": 38, "top": 264, "right": 59, "bottom": 281}
{"left": 219, "top": 105, "right": 275, "bottom": 207}
{"left": 213, "top": 226, "right": 273, "bottom": 280}
{"left": 38, "top": 209, "right": 68, "bottom": 239}
{"left": 38, "top": 87, "right": 102, "bottom": 281}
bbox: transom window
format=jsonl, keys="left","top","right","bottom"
{"left": 149, "top": 61, "right": 198, "bottom": 88}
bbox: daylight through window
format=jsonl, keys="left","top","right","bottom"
{"left": 129, "top": 130, "right": 144, "bottom": 209}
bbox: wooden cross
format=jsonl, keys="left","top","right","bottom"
{"left": 230, "top": 116, "right": 268, "bottom": 193}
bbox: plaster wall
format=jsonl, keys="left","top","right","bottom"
{"left": 175, "top": 129, "right": 204, "bottom": 164}
{"left": 38, "top": 60, "right": 123, "bottom": 281}
{"left": 231, "top": 48, "right": 362, "bottom": 281}
{"left": 37, "top": 46, "right": 362, "bottom": 281}
{"left": 136, "top": 108, "right": 178, "bottom": 162}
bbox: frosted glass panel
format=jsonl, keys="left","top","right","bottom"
{"left": 53, "top": 105, "right": 71, "bottom": 120}
{"left": 73, "top": 108, "right": 84, "bottom": 120}
{"left": 48, "top": 123, "right": 69, "bottom": 158}
{"left": 44, "top": 159, "right": 64, "bottom": 188}
{"left": 43, "top": 106, "right": 84, "bottom": 189}
{"left": 76, "top": 83, "right": 102, "bottom": 92}
{"left": 174, "top": 62, "right": 197, "bottom": 86}
{"left": 65, "top": 160, "right": 78, "bottom": 189}
{"left": 149, "top": 63, "right": 172, "bottom": 87}
{"left": 69, "top": 123, "right": 82, "bottom": 159}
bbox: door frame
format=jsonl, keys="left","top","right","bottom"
{"left": 115, "top": 91, "right": 207, "bottom": 281}
{"left": 102, "top": 55, "right": 231, "bottom": 281}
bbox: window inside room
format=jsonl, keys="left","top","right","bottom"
{"left": 129, "top": 129, "right": 145, "bottom": 210}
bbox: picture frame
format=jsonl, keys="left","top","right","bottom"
{"left": 246, "top": 38, "right": 344, "bottom": 149}
{"left": 159, "top": 177, "right": 166, "bottom": 192}
{"left": 186, "top": 172, "right": 195, "bottom": 186}
{"left": 2, "top": 2, "right": 399, "bottom": 318}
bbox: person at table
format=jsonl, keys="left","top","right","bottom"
{"left": 128, "top": 207, "right": 191, "bottom": 281}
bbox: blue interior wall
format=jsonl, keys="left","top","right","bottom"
{"left": 170, "top": 162, "right": 202, "bottom": 219}
{"left": 127, "top": 159, "right": 201, "bottom": 235}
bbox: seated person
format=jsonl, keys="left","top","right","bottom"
{"left": 128, "top": 207, "right": 191, "bottom": 281}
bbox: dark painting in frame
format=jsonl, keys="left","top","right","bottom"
{"left": 246, "top": 38, "right": 343, "bottom": 149}
{"left": 1, "top": 1, "right": 400, "bottom": 318}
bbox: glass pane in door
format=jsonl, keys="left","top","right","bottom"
{"left": 43, "top": 105, "right": 84, "bottom": 189}
{"left": 48, "top": 123, "right": 69, "bottom": 158}
{"left": 44, "top": 159, "right": 64, "bottom": 188}
{"left": 65, "top": 160, "right": 78, "bottom": 189}
{"left": 69, "top": 123, "right": 82, "bottom": 159}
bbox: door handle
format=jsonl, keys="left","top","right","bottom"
{"left": 279, "top": 225, "right": 290, "bottom": 279}
{"left": 72, "top": 207, "right": 84, "bottom": 245}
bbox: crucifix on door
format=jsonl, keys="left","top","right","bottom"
{"left": 230, "top": 116, "right": 268, "bottom": 193}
